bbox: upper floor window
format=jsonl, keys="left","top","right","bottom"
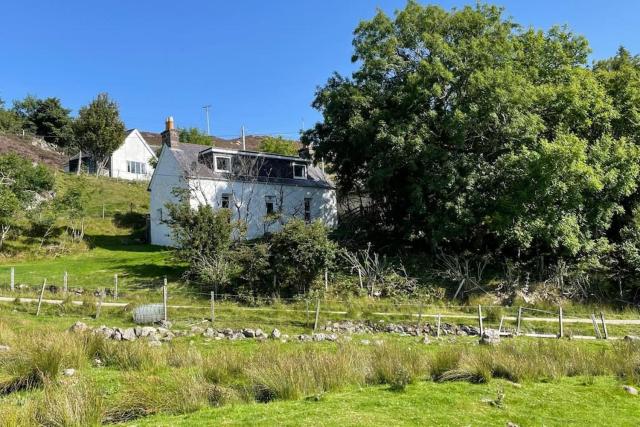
{"left": 215, "top": 155, "right": 231, "bottom": 172}
{"left": 127, "top": 161, "right": 147, "bottom": 175}
{"left": 293, "top": 163, "right": 307, "bottom": 179}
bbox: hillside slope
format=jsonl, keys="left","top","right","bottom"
{"left": 0, "top": 134, "right": 67, "bottom": 168}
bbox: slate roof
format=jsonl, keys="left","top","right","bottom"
{"left": 139, "top": 131, "right": 300, "bottom": 154}
{"left": 168, "top": 143, "right": 333, "bottom": 189}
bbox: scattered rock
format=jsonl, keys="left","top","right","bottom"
{"left": 69, "top": 321, "right": 89, "bottom": 333}
{"left": 157, "top": 320, "right": 172, "bottom": 329}
{"left": 203, "top": 328, "right": 216, "bottom": 338}
{"left": 121, "top": 328, "right": 137, "bottom": 341}
{"left": 479, "top": 329, "right": 501, "bottom": 345}
{"left": 360, "top": 339, "right": 370, "bottom": 345}
{"left": 270, "top": 328, "right": 282, "bottom": 339}
{"left": 242, "top": 328, "right": 256, "bottom": 338}
{"left": 93, "top": 358, "right": 103, "bottom": 366}
{"left": 191, "top": 326, "right": 204, "bottom": 334}
{"left": 148, "top": 340, "right": 162, "bottom": 347}
{"left": 312, "top": 333, "right": 326, "bottom": 342}
{"left": 623, "top": 385, "right": 638, "bottom": 395}
{"left": 623, "top": 335, "right": 639, "bottom": 342}
{"left": 0, "top": 345, "right": 10, "bottom": 352}
{"left": 298, "top": 334, "right": 312, "bottom": 342}
{"left": 63, "top": 368, "right": 75, "bottom": 377}
{"left": 140, "top": 326, "right": 156, "bottom": 337}
{"left": 506, "top": 422, "right": 519, "bottom": 427}
{"left": 421, "top": 335, "right": 431, "bottom": 344}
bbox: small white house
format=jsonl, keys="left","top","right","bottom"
{"left": 65, "top": 129, "right": 157, "bottom": 180}
{"left": 148, "top": 117, "right": 337, "bottom": 246}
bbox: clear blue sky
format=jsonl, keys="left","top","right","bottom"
{"left": 1, "top": 1, "right": 639, "bottom": 138}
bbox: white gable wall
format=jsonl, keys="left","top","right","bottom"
{"left": 149, "top": 147, "right": 187, "bottom": 246}
{"left": 110, "top": 130, "right": 156, "bottom": 181}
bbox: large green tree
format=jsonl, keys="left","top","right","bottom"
{"left": 303, "top": 2, "right": 640, "bottom": 267}
{"left": 258, "top": 136, "right": 299, "bottom": 156}
{"left": 12, "top": 95, "right": 74, "bottom": 146}
{"left": 74, "top": 93, "right": 126, "bottom": 176}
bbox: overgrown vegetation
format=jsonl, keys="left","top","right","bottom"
{"left": 303, "top": 1, "right": 640, "bottom": 303}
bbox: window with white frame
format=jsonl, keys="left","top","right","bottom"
{"left": 293, "top": 163, "right": 307, "bottom": 179}
{"left": 215, "top": 155, "right": 231, "bottom": 172}
{"left": 127, "top": 161, "right": 147, "bottom": 175}
{"left": 304, "top": 198, "right": 312, "bottom": 223}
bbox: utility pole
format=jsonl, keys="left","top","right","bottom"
{"left": 241, "top": 125, "right": 246, "bottom": 150}
{"left": 202, "top": 105, "right": 212, "bottom": 135}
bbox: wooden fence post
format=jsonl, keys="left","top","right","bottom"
{"left": 114, "top": 274, "right": 118, "bottom": 300}
{"left": 516, "top": 307, "right": 522, "bottom": 336}
{"left": 416, "top": 302, "right": 424, "bottom": 332}
{"left": 63, "top": 271, "right": 68, "bottom": 296}
{"left": 162, "top": 277, "right": 168, "bottom": 322}
{"left": 600, "top": 312, "right": 609, "bottom": 339}
{"left": 324, "top": 268, "right": 328, "bottom": 291}
{"left": 96, "top": 290, "right": 104, "bottom": 319}
{"left": 305, "top": 300, "right": 310, "bottom": 328}
{"left": 210, "top": 291, "right": 215, "bottom": 323}
{"left": 436, "top": 313, "right": 441, "bottom": 338}
{"left": 313, "top": 297, "right": 321, "bottom": 331}
{"left": 590, "top": 314, "right": 602, "bottom": 339}
{"left": 477, "top": 305, "right": 484, "bottom": 336}
{"left": 102, "top": 203, "right": 105, "bottom": 219}
{"left": 357, "top": 268, "right": 363, "bottom": 290}
{"left": 10, "top": 267, "right": 14, "bottom": 292}
{"left": 558, "top": 306, "right": 564, "bottom": 338}
{"left": 498, "top": 316, "right": 504, "bottom": 334}
{"left": 36, "top": 279, "right": 46, "bottom": 316}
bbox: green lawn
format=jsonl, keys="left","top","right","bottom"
{"left": 125, "top": 377, "right": 638, "bottom": 426}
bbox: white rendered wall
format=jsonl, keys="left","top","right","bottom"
{"left": 188, "top": 178, "right": 338, "bottom": 240}
{"left": 110, "top": 130, "right": 156, "bottom": 181}
{"left": 149, "top": 148, "right": 186, "bottom": 246}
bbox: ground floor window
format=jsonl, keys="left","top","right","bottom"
{"left": 304, "top": 198, "right": 312, "bottom": 222}
{"left": 127, "top": 160, "right": 147, "bottom": 175}
{"left": 221, "top": 194, "right": 231, "bottom": 209}
{"left": 265, "top": 195, "right": 275, "bottom": 214}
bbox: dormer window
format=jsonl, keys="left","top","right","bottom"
{"left": 215, "top": 155, "right": 231, "bottom": 173}
{"left": 293, "top": 163, "right": 307, "bottom": 179}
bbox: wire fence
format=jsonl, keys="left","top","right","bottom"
{"left": 1, "top": 266, "right": 640, "bottom": 338}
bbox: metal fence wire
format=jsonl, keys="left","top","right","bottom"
{"left": 133, "top": 304, "right": 164, "bottom": 324}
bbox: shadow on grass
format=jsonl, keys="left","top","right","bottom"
{"left": 85, "top": 234, "right": 163, "bottom": 252}
{"left": 108, "top": 263, "right": 187, "bottom": 289}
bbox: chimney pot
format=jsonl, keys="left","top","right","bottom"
{"left": 162, "top": 116, "right": 179, "bottom": 147}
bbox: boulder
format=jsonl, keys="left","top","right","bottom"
{"left": 242, "top": 328, "right": 256, "bottom": 338}
{"left": 121, "top": 328, "right": 137, "bottom": 341}
{"left": 312, "top": 333, "right": 326, "bottom": 342}
{"left": 63, "top": 368, "right": 75, "bottom": 377}
{"left": 270, "top": 328, "right": 282, "bottom": 339}
{"left": 69, "top": 321, "right": 89, "bottom": 333}
{"left": 191, "top": 326, "right": 205, "bottom": 334}
{"left": 203, "top": 328, "right": 216, "bottom": 338}
{"left": 255, "top": 329, "right": 267, "bottom": 339}
{"left": 479, "top": 329, "right": 501, "bottom": 345}
{"left": 623, "top": 335, "right": 639, "bottom": 342}
{"left": 140, "top": 326, "right": 156, "bottom": 337}
{"left": 623, "top": 385, "right": 638, "bottom": 395}
{"left": 0, "top": 344, "right": 10, "bottom": 352}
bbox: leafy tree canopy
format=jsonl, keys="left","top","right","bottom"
{"left": 74, "top": 93, "right": 126, "bottom": 175}
{"left": 303, "top": 2, "right": 640, "bottom": 265}
{"left": 12, "top": 95, "right": 74, "bottom": 146}
{"left": 179, "top": 127, "right": 212, "bottom": 146}
{"left": 258, "top": 136, "right": 299, "bottom": 156}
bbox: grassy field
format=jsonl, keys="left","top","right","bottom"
{"left": 0, "top": 311, "right": 638, "bottom": 426}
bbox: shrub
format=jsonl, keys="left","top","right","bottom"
{"left": 268, "top": 219, "right": 337, "bottom": 296}
{"left": 33, "top": 378, "right": 103, "bottom": 427}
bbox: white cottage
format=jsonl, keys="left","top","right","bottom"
{"left": 148, "top": 117, "right": 337, "bottom": 246}
{"left": 65, "top": 129, "right": 157, "bottom": 180}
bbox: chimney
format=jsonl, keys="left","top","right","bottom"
{"left": 161, "top": 116, "right": 180, "bottom": 147}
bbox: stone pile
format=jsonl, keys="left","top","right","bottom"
{"left": 321, "top": 320, "right": 480, "bottom": 337}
